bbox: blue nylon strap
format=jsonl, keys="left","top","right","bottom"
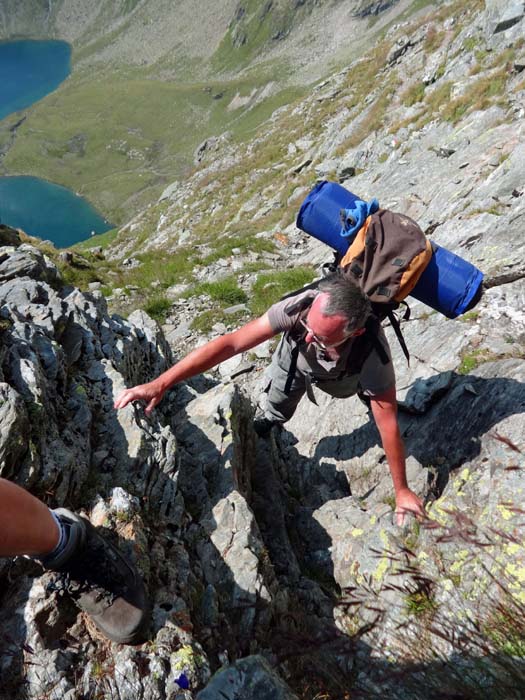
{"left": 340, "top": 198, "right": 380, "bottom": 241}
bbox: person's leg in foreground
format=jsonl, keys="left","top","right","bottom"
{"left": 0, "top": 477, "right": 148, "bottom": 644}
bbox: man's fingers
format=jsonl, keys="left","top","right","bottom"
{"left": 145, "top": 397, "right": 158, "bottom": 415}
{"left": 114, "top": 389, "right": 139, "bottom": 410}
{"left": 114, "top": 385, "right": 163, "bottom": 414}
{"left": 395, "top": 501, "right": 425, "bottom": 526}
{"left": 395, "top": 511, "right": 406, "bottom": 527}
{"left": 114, "top": 393, "right": 127, "bottom": 409}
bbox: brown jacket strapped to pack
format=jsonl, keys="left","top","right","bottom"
{"left": 340, "top": 209, "right": 433, "bottom": 304}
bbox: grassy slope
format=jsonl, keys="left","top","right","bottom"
{"left": 0, "top": 0, "right": 440, "bottom": 235}
{"left": 1, "top": 60, "right": 303, "bottom": 224}
{"left": 84, "top": 0, "right": 500, "bottom": 324}
{"left": 0, "top": 0, "right": 391, "bottom": 225}
{"left": 0, "top": 0, "right": 326, "bottom": 226}
{"left": 2, "top": 0, "right": 431, "bottom": 230}
{"left": 26, "top": 0, "right": 501, "bottom": 330}
{"left": 210, "top": 0, "right": 315, "bottom": 73}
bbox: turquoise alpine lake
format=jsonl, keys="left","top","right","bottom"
{"left": 0, "top": 40, "right": 112, "bottom": 246}
{"left": 0, "top": 39, "right": 71, "bottom": 121}
{"left": 0, "top": 177, "right": 113, "bottom": 248}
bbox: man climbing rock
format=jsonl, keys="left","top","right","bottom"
{"left": 0, "top": 477, "right": 149, "bottom": 644}
{"left": 114, "top": 271, "right": 424, "bottom": 523}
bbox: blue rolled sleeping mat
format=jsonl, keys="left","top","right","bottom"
{"left": 296, "top": 180, "right": 358, "bottom": 255}
{"left": 296, "top": 180, "right": 484, "bottom": 319}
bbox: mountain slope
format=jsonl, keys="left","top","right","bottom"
{"left": 0, "top": 0, "right": 525, "bottom": 697}
{"left": 0, "top": 0, "right": 417, "bottom": 224}
{"left": 0, "top": 0, "right": 401, "bottom": 75}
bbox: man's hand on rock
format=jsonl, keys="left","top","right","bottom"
{"left": 114, "top": 382, "right": 165, "bottom": 416}
{"left": 394, "top": 488, "right": 425, "bottom": 527}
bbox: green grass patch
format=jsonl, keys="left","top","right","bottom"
{"left": 404, "top": 521, "right": 421, "bottom": 552}
{"left": 457, "top": 348, "right": 494, "bottom": 375}
{"left": 122, "top": 247, "right": 196, "bottom": 290}
{"left": 485, "top": 611, "right": 525, "bottom": 658}
{"left": 144, "top": 295, "right": 172, "bottom": 322}
{"left": 73, "top": 227, "right": 119, "bottom": 251}
{"left": 57, "top": 263, "right": 101, "bottom": 289}
{"left": 424, "top": 27, "right": 447, "bottom": 53}
{"left": 423, "top": 80, "right": 453, "bottom": 115}
{"left": 249, "top": 266, "right": 316, "bottom": 317}
{"left": 401, "top": 82, "right": 425, "bottom": 107}
{"left": 462, "top": 36, "right": 478, "bottom": 53}
{"left": 459, "top": 311, "right": 480, "bottom": 323}
{"left": 405, "top": 589, "right": 437, "bottom": 617}
{"left": 190, "top": 310, "right": 220, "bottom": 334}
{"left": 199, "top": 233, "right": 276, "bottom": 266}
{"left": 440, "top": 69, "right": 508, "bottom": 124}
{"left": 190, "top": 308, "right": 246, "bottom": 334}
{"left": 188, "top": 277, "right": 248, "bottom": 306}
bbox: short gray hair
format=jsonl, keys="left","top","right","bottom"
{"left": 317, "top": 271, "right": 371, "bottom": 331}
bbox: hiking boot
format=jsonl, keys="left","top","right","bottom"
{"left": 43, "top": 508, "right": 148, "bottom": 645}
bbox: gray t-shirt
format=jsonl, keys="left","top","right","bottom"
{"left": 267, "top": 289, "right": 395, "bottom": 397}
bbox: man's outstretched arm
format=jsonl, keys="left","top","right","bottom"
{"left": 370, "top": 386, "right": 425, "bottom": 524}
{"left": 114, "top": 313, "right": 276, "bottom": 415}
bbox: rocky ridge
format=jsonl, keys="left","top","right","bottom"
{"left": 0, "top": 0, "right": 525, "bottom": 698}
{"left": 0, "top": 0, "right": 407, "bottom": 82}
{"left": 101, "top": 0, "right": 525, "bottom": 348}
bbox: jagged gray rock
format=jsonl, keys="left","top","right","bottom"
{"left": 196, "top": 655, "right": 299, "bottom": 700}
{"left": 0, "top": 244, "right": 59, "bottom": 285}
{"left": 485, "top": 0, "right": 525, "bottom": 34}
{"left": 0, "top": 224, "right": 21, "bottom": 247}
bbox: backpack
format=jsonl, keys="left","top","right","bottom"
{"left": 283, "top": 207, "right": 431, "bottom": 365}
{"left": 294, "top": 181, "right": 484, "bottom": 362}
{"left": 339, "top": 207, "right": 433, "bottom": 363}
{"left": 339, "top": 208, "right": 433, "bottom": 305}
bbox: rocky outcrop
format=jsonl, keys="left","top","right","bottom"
{"left": 0, "top": 224, "right": 22, "bottom": 247}
{"left": 0, "top": 243, "right": 293, "bottom": 698}
{"left": 196, "top": 655, "right": 299, "bottom": 699}
{"left": 485, "top": 0, "right": 525, "bottom": 35}
{"left": 352, "top": 0, "right": 399, "bottom": 18}
{"left": 1, "top": 242, "right": 523, "bottom": 698}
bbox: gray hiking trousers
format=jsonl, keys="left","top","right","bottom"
{"left": 263, "top": 336, "right": 362, "bottom": 423}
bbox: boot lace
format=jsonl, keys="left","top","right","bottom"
{"left": 47, "top": 536, "right": 129, "bottom": 606}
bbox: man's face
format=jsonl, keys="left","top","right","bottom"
{"left": 302, "top": 292, "right": 363, "bottom": 349}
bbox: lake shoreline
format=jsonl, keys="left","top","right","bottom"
{"left": 0, "top": 39, "right": 112, "bottom": 247}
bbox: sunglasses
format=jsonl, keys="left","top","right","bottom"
{"left": 299, "top": 318, "right": 358, "bottom": 350}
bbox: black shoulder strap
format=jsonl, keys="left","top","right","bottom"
{"left": 386, "top": 306, "right": 410, "bottom": 365}
{"left": 283, "top": 294, "right": 313, "bottom": 395}
{"left": 280, "top": 279, "right": 321, "bottom": 303}
{"left": 364, "top": 316, "right": 390, "bottom": 366}
{"left": 284, "top": 342, "right": 301, "bottom": 395}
